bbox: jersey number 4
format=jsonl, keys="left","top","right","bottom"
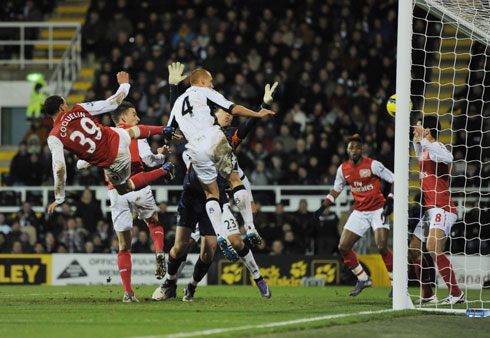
{"left": 182, "top": 96, "right": 193, "bottom": 116}
{"left": 69, "top": 117, "right": 102, "bottom": 154}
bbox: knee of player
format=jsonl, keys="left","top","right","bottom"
{"left": 201, "top": 250, "right": 214, "bottom": 264}
{"left": 377, "top": 244, "right": 387, "bottom": 255}
{"left": 337, "top": 243, "right": 349, "bottom": 254}
{"left": 229, "top": 236, "right": 244, "bottom": 251}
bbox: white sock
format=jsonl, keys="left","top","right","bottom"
{"left": 352, "top": 264, "right": 369, "bottom": 281}
{"left": 205, "top": 199, "right": 226, "bottom": 237}
{"left": 233, "top": 188, "right": 254, "bottom": 230}
{"left": 240, "top": 250, "right": 261, "bottom": 280}
{"left": 167, "top": 273, "right": 177, "bottom": 280}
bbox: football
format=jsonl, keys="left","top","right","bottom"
{"left": 386, "top": 94, "right": 413, "bottom": 117}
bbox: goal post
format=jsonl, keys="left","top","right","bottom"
{"left": 393, "top": 0, "right": 414, "bottom": 311}
{"left": 394, "top": 0, "right": 490, "bottom": 312}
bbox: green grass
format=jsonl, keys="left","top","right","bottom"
{"left": 0, "top": 285, "right": 488, "bottom": 338}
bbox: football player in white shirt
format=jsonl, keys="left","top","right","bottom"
{"left": 167, "top": 68, "right": 275, "bottom": 257}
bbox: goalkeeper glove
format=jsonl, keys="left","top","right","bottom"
{"left": 382, "top": 196, "right": 394, "bottom": 221}
{"left": 168, "top": 62, "right": 187, "bottom": 85}
{"left": 263, "top": 82, "right": 278, "bottom": 105}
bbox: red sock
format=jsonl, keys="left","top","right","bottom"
{"left": 414, "top": 258, "right": 433, "bottom": 298}
{"left": 436, "top": 253, "right": 461, "bottom": 296}
{"left": 342, "top": 249, "right": 360, "bottom": 270}
{"left": 381, "top": 248, "right": 393, "bottom": 273}
{"left": 129, "top": 168, "right": 165, "bottom": 190}
{"left": 148, "top": 219, "right": 164, "bottom": 254}
{"left": 137, "top": 125, "right": 163, "bottom": 138}
{"left": 118, "top": 250, "right": 133, "bottom": 294}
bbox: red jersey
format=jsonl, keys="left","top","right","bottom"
{"left": 418, "top": 141, "right": 456, "bottom": 214}
{"left": 334, "top": 157, "right": 394, "bottom": 212}
{"left": 49, "top": 104, "right": 119, "bottom": 167}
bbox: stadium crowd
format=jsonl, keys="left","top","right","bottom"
{"left": 1, "top": 0, "right": 488, "bottom": 256}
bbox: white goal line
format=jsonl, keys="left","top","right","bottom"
{"left": 131, "top": 309, "right": 395, "bottom": 338}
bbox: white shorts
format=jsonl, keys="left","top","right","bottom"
{"left": 344, "top": 208, "right": 390, "bottom": 237}
{"left": 104, "top": 128, "right": 131, "bottom": 186}
{"left": 186, "top": 125, "right": 237, "bottom": 184}
{"left": 222, "top": 203, "right": 240, "bottom": 236}
{"left": 109, "top": 185, "right": 158, "bottom": 232}
{"left": 413, "top": 208, "right": 457, "bottom": 242}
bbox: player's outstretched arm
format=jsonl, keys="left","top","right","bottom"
{"left": 78, "top": 71, "right": 131, "bottom": 116}
{"left": 231, "top": 105, "right": 275, "bottom": 118}
{"left": 314, "top": 190, "right": 340, "bottom": 219}
{"left": 47, "top": 135, "right": 67, "bottom": 214}
{"left": 168, "top": 62, "right": 187, "bottom": 86}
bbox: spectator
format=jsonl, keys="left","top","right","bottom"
{"left": 58, "top": 218, "right": 85, "bottom": 253}
{"left": 0, "top": 214, "right": 10, "bottom": 235}
{"left": 75, "top": 189, "right": 103, "bottom": 234}
{"left": 270, "top": 239, "right": 284, "bottom": 255}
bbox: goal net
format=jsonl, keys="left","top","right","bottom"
{"left": 405, "top": 0, "right": 490, "bottom": 311}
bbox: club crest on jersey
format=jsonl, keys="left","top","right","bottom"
{"left": 359, "top": 169, "right": 371, "bottom": 178}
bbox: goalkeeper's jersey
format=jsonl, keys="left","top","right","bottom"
{"left": 415, "top": 139, "right": 456, "bottom": 214}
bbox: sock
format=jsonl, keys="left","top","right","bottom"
{"left": 436, "top": 253, "right": 461, "bottom": 297}
{"left": 176, "top": 254, "right": 188, "bottom": 276}
{"left": 136, "top": 125, "right": 163, "bottom": 138}
{"left": 205, "top": 198, "right": 226, "bottom": 237}
{"left": 414, "top": 258, "right": 434, "bottom": 298}
{"left": 232, "top": 186, "right": 254, "bottom": 230}
{"left": 237, "top": 245, "right": 261, "bottom": 279}
{"left": 381, "top": 248, "right": 393, "bottom": 281}
{"left": 192, "top": 256, "right": 211, "bottom": 285}
{"left": 166, "top": 248, "right": 186, "bottom": 281}
{"left": 148, "top": 219, "right": 164, "bottom": 254}
{"left": 342, "top": 249, "right": 368, "bottom": 281}
{"left": 129, "top": 168, "right": 166, "bottom": 190}
{"left": 118, "top": 250, "right": 133, "bottom": 294}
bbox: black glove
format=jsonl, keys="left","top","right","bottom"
{"left": 314, "top": 205, "right": 327, "bottom": 220}
{"left": 382, "top": 197, "right": 394, "bottom": 221}
{"left": 162, "top": 126, "right": 176, "bottom": 142}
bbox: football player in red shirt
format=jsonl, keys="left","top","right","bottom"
{"left": 315, "top": 134, "right": 394, "bottom": 296}
{"left": 410, "top": 116, "right": 464, "bottom": 305}
{"left": 43, "top": 71, "right": 175, "bottom": 214}
{"left": 77, "top": 100, "right": 173, "bottom": 303}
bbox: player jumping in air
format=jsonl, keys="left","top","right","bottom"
{"left": 77, "top": 101, "right": 175, "bottom": 303}
{"left": 315, "top": 134, "right": 394, "bottom": 296}
{"left": 152, "top": 67, "right": 276, "bottom": 301}
{"left": 410, "top": 116, "right": 464, "bottom": 305}
{"left": 44, "top": 71, "right": 175, "bottom": 214}
{"left": 167, "top": 68, "right": 274, "bottom": 260}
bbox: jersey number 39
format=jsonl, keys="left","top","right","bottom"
{"left": 69, "top": 117, "right": 102, "bottom": 154}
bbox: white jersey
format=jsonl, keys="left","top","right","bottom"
{"left": 168, "top": 86, "right": 235, "bottom": 141}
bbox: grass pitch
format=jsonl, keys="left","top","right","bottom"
{"left": 0, "top": 285, "right": 488, "bottom": 338}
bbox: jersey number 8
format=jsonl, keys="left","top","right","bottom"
{"left": 69, "top": 117, "right": 102, "bottom": 154}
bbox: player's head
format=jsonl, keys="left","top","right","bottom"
{"left": 42, "top": 95, "right": 68, "bottom": 117}
{"left": 346, "top": 133, "right": 362, "bottom": 163}
{"left": 215, "top": 108, "right": 232, "bottom": 127}
{"left": 420, "top": 115, "right": 441, "bottom": 140}
{"left": 110, "top": 101, "right": 139, "bottom": 126}
{"left": 190, "top": 69, "right": 213, "bottom": 88}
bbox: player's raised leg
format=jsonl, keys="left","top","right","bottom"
{"left": 223, "top": 204, "right": 270, "bottom": 298}
{"left": 338, "top": 229, "right": 372, "bottom": 296}
{"left": 227, "top": 172, "right": 261, "bottom": 246}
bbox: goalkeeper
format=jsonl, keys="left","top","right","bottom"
{"left": 315, "top": 134, "right": 394, "bottom": 297}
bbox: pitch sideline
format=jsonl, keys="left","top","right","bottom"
{"left": 131, "top": 308, "right": 394, "bottom": 338}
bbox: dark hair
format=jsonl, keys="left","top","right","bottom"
{"left": 347, "top": 133, "right": 362, "bottom": 144}
{"left": 42, "top": 95, "right": 64, "bottom": 116}
{"left": 421, "top": 115, "right": 441, "bottom": 139}
{"left": 110, "top": 101, "right": 134, "bottom": 124}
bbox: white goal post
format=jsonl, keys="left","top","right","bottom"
{"left": 393, "top": 0, "right": 490, "bottom": 312}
